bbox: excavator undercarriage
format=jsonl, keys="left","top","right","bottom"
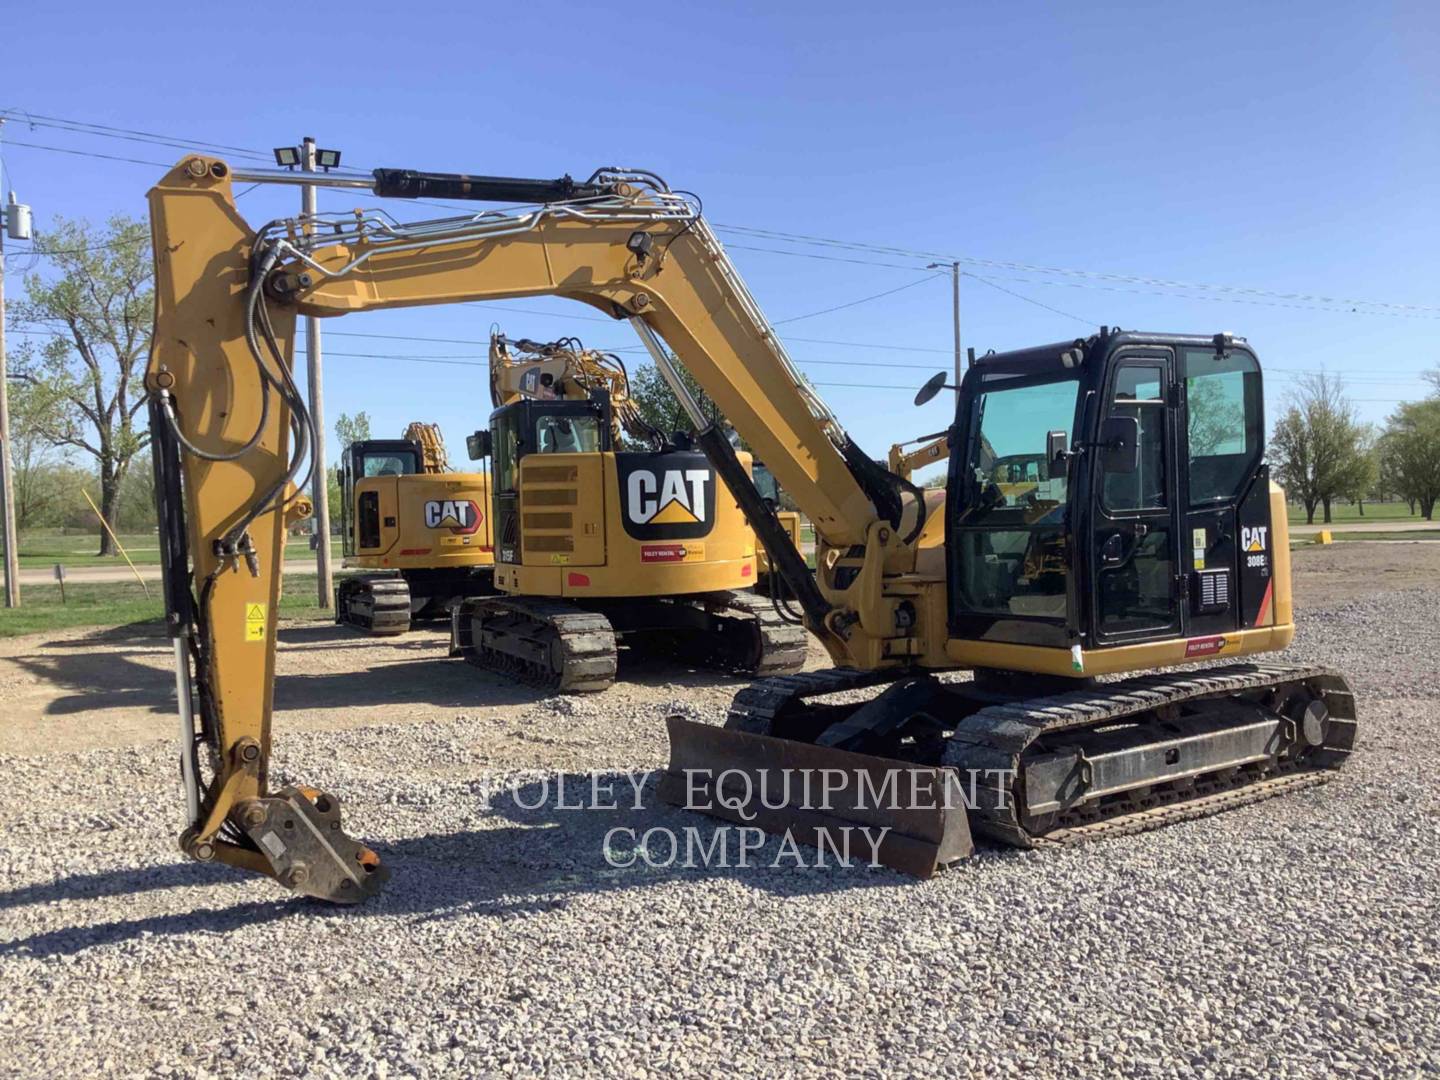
{"left": 664, "top": 660, "right": 1356, "bottom": 875}
{"left": 452, "top": 590, "right": 808, "bottom": 692}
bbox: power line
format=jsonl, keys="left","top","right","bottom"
{"left": 2, "top": 139, "right": 172, "bottom": 169}
{"left": 714, "top": 223, "right": 1440, "bottom": 316}
{"left": 962, "top": 271, "right": 1094, "bottom": 326}
{"left": 727, "top": 236, "right": 1440, "bottom": 322}
{"left": 8, "top": 321, "right": 1429, "bottom": 385}
{"left": 0, "top": 112, "right": 271, "bottom": 163}
{"left": 772, "top": 273, "right": 944, "bottom": 325}
{"left": 0, "top": 109, "right": 269, "bottom": 159}
{"left": 6, "top": 110, "right": 1434, "bottom": 322}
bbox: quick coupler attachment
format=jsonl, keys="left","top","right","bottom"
{"left": 236, "top": 786, "right": 388, "bottom": 903}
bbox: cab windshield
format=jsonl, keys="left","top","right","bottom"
{"left": 536, "top": 415, "right": 601, "bottom": 454}
{"left": 752, "top": 463, "right": 781, "bottom": 504}
{"left": 361, "top": 450, "right": 419, "bottom": 478}
{"left": 953, "top": 374, "right": 1079, "bottom": 621}
{"left": 958, "top": 375, "right": 1077, "bottom": 525}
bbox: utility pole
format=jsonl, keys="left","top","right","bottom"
{"left": 928, "top": 260, "right": 962, "bottom": 381}
{"left": 0, "top": 119, "right": 30, "bottom": 608}
{"left": 301, "top": 136, "right": 333, "bottom": 608}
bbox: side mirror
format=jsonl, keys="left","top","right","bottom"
{"left": 1099, "top": 416, "right": 1140, "bottom": 474}
{"left": 914, "top": 371, "right": 951, "bottom": 407}
{"left": 466, "top": 430, "right": 492, "bottom": 461}
{"left": 1045, "top": 430, "right": 1068, "bottom": 471}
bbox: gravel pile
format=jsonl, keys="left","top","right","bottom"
{"left": 1, "top": 580, "right": 1438, "bottom": 1077}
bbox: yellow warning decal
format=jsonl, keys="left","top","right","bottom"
{"left": 245, "top": 602, "right": 267, "bottom": 642}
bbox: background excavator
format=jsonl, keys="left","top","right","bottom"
{"left": 145, "top": 156, "right": 1356, "bottom": 902}
{"left": 334, "top": 421, "right": 495, "bottom": 634}
{"left": 888, "top": 430, "right": 949, "bottom": 481}
{"left": 446, "top": 329, "right": 808, "bottom": 691}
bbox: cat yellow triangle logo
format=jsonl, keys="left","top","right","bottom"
{"left": 650, "top": 498, "right": 700, "bottom": 525}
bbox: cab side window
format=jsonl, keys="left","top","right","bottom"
{"left": 1183, "top": 348, "right": 1262, "bottom": 504}
{"left": 493, "top": 415, "right": 519, "bottom": 493}
{"left": 1102, "top": 365, "right": 1167, "bottom": 512}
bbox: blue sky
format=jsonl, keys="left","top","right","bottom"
{"left": 4, "top": 1, "right": 1437, "bottom": 484}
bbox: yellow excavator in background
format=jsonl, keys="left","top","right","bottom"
{"left": 145, "top": 156, "right": 1355, "bottom": 901}
{"left": 888, "top": 431, "right": 949, "bottom": 481}
{"left": 334, "top": 421, "right": 495, "bottom": 634}
{"left": 750, "top": 460, "right": 805, "bottom": 598}
{"left": 439, "top": 329, "right": 807, "bottom": 691}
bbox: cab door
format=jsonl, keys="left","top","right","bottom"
{"left": 1089, "top": 351, "right": 1183, "bottom": 645}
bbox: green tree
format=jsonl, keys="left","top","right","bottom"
{"left": 7, "top": 379, "right": 70, "bottom": 528}
{"left": 1270, "top": 372, "right": 1370, "bottom": 524}
{"left": 327, "top": 412, "right": 372, "bottom": 530}
{"left": 11, "top": 216, "right": 153, "bottom": 555}
{"left": 335, "top": 411, "right": 372, "bottom": 450}
{"left": 1343, "top": 425, "right": 1379, "bottom": 517}
{"left": 1380, "top": 398, "right": 1440, "bottom": 520}
{"left": 626, "top": 362, "right": 725, "bottom": 444}
{"left": 1186, "top": 375, "right": 1245, "bottom": 457}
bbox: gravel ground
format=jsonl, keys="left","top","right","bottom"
{"left": 1, "top": 543, "right": 1437, "bottom": 1078}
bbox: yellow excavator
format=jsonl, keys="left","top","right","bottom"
{"left": 145, "top": 156, "right": 1355, "bottom": 900}
{"left": 334, "top": 421, "right": 495, "bottom": 634}
{"left": 888, "top": 431, "right": 949, "bottom": 481}
{"left": 750, "top": 460, "right": 804, "bottom": 597}
{"left": 440, "top": 329, "right": 807, "bottom": 690}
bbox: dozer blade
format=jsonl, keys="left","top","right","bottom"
{"left": 659, "top": 716, "right": 973, "bottom": 878}
{"left": 237, "top": 786, "right": 389, "bottom": 903}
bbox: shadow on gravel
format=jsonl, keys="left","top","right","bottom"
{"left": 11, "top": 642, "right": 174, "bottom": 716}
{"left": 0, "top": 774, "right": 933, "bottom": 959}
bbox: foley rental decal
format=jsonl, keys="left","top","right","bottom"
{"left": 640, "top": 542, "right": 707, "bottom": 564}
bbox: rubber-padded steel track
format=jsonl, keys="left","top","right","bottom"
{"left": 454, "top": 596, "right": 617, "bottom": 693}
{"left": 727, "top": 666, "right": 901, "bottom": 735}
{"left": 945, "top": 661, "right": 1356, "bottom": 847}
{"left": 335, "top": 575, "right": 411, "bottom": 636}
{"left": 721, "top": 661, "right": 1357, "bottom": 851}
{"left": 693, "top": 590, "right": 809, "bottom": 677}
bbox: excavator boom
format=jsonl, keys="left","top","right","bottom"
{"left": 145, "top": 157, "right": 916, "bottom": 898}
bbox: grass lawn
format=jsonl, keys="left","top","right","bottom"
{"left": 15, "top": 532, "right": 341, "bottom": 569}
{"left": 0, "top": 576, "right": 332, "bottom": 639}
{"left": 1285, "top": 502, "right": 1424, "bottom": 526}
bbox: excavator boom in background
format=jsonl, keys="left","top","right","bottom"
{"left": 144, "top": 156, "right": 1355, "bottom": 901}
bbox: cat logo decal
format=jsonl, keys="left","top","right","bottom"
{"left": 424, "top": 499, "right": 483, "bottom": 535}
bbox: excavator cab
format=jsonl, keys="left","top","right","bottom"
{"left": 340, "top": 439, "right": 423, "bottom": 556}
{"left": 946, "top": 331, "right": 1273, "bottom": 658}
{"left": 487, "top": 394, "right": 613, "bottom": 567}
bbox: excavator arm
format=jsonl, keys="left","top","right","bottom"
{"left": 888, "top": 432, "right": 949, "bottom": 481}
{"left": 146, "top": 156, "right": 924, "bottom": 899}
{"left": 488, "top": 331, "right": 662, "bottom": 448}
